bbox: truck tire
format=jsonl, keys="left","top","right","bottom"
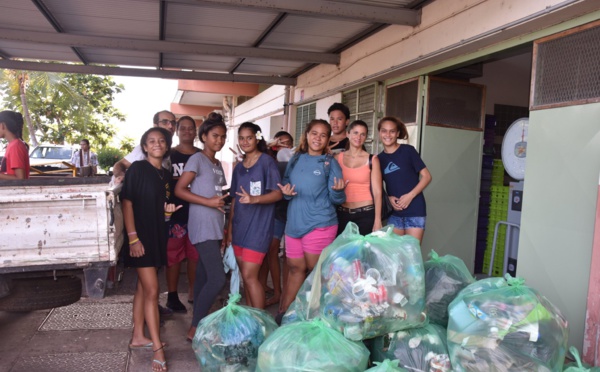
{"left": 0, "top": 276, "right": 82, "bottom": 312}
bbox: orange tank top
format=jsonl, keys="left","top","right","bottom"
{"left": 339, "top": 152, "right": 373, "bottom": 203}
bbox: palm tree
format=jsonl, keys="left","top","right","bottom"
{"left": 0, "top": 69, "right": 85, "bottom": 146}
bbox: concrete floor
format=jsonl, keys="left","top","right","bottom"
{"left": 0, "top": 264, "right": 280, "bottom": 372}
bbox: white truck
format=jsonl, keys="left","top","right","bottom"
{"left": 0, "top": 176, "right": 123, "bottom": 311}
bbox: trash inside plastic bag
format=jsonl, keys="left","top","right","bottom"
{"left": 370, "top": 323, "right": 452, "bottom": 372}
{"left": 365, "top": 359, "right": 409, "bottom": 371}
{"left": 256, "top": 318, "right": 369, "bottom": 372}
{"left": 424, "top": 250, "right": 475, "bottom": 327}
{"left": 293, "top": 223, "right": 426, "bottom": 340}
{"left": 563, "top": 346, "right": 600, "bottom": 371}
{"left": 223, "top": 244, "right": 240, "bottom": 294}
{"left": 192, "top": 293, "right": 278, "bottom": 371}
{"left": 447, "top": 274, "right": 569, "bottom": 372}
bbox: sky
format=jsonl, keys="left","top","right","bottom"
{"left": 110, "top": 76, "right": 178, "bottom": 146}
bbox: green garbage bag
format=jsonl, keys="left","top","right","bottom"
{"left": 256, "top": 318, "right": 370, "bottom": 371}
{"left": 447, "top": 274, "right": 569, "bottom": 371}
{"left": 370, "top": 323, "right": 452, "bottom": 371}
{"left": 424, "top": 250, "right": 475, "bottom": 327}
{"left": 563, "top": 346, "right": 600, "bottom": 371}
{"left": 192, "top": 293, "right": 278, "bottom": 371}
{"left": 290, "top": 222, "right": 426, "bottom": 341}
{"left": 365, "top": 359, "right": 409, "bottom": 371}
{"left": 281, "top": 269, "right": 315, "bottom": 325}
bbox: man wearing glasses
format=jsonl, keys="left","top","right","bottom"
{"left": 112, "top": 110, "right": 176, "bottom": 183}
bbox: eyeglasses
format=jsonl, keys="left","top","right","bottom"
{"left": 158, "top": 119, "right": 177, "bottom": 126}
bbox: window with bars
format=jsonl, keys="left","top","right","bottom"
{"left": 295, "top": 102, "right": 316, "bottom": 142}
{"left": 342, "top": 84, "right": 377, "bottom": 152}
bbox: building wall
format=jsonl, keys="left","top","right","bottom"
{"left": 519, "top": 102, "right": 600, "bottom": 351}
{"left": 294, "top": 0, "right": 599, "bottom": 103}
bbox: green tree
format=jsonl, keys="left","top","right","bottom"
{"left": 119, "top": 136, "right": 135, "bottom": 154}
{"left": 0, "top": 70, "right": 125, "bottom": 148}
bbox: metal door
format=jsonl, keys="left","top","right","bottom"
{"left": 386, "top": 76, "right": 485, "bottom": 271}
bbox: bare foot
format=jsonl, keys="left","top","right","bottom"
{"left": 265, "top": 294, "right": 280, "bottom": 307}
{"left": 187, "top": 326, "right": 196, "bottom": 342}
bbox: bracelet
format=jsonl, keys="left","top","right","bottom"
{"left": 164, "top": 212, "right": 173, "bottom": 216}
{"left": 129, "top": 238, "right": 140, "bottom": 245}
{"left": 127, "top": 232, "right": 137, "bottom": 236}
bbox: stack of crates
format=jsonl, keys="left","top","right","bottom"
{"left": 474, "top": 115, "right": 496, "bottom": 274}
{"left": 482, "top": 160, "right": 509, "bottom": 276}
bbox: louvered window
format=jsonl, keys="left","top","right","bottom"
{"left": 295, "top": 102, "right": 316, "bottom": 141}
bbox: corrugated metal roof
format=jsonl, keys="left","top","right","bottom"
{"left": 0, "top": 0, "right": 424, "bottom": 84}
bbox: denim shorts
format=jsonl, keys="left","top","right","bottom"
{"left": 387, "top": 215, "right": 426, "bottom": 230}
{"left": 273, "top": 218, "right": 286, "bottom": 240}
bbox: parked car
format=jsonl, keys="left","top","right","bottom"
{"left": 29, "top": 144, "right": 74, "bottom": 169}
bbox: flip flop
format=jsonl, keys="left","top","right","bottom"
{"left": 129, "top": 342, "right": 153, "bottom": 350}
{"left": 152, "top": 359, "right": 167, "bottom": 371}
{"left": 129, "top": 342, "right": 166, "bottom": 350}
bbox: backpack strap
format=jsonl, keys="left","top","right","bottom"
{"left": 283, "top": 152, "right": 301, "bottom": 181}
{"left": 323, "top": 153, "right": 333, "bottom": 179}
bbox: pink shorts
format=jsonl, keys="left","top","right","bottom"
{"left": 285, "top": 225, "right": 337, "bottom": 259}
{"left": 167, "top": 234, "right": 199, "bottom": 267}
{"left": 233, "top": 245, "right": 266, "bottom": 265}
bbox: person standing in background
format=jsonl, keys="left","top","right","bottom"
{"left": 70, "top": 139, "right": 98, "bottom": 176}
{"left": 328, "top": 102, "right": 351, "bottom": 152}
{"left": 0, "top": 110, "right": 29, "bottom": 180}
{"left": 260, "top": 131, "right": 294, "bottom": 307}
{"left": 165, "top": 116, "right": 200, "bottom": 313}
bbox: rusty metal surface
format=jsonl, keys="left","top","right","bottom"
{"left": 0, "top": 182, "right": 122, "bottom": 270}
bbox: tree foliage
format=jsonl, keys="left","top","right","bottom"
{"left": 0, "top": 70, "right": 125, "bottom": 148}
{"left": 97, "top": 146, "right": 124, "bottom": 171}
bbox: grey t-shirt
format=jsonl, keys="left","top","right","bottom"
{"left": 184, "top": 152, "right": 227, "bottom": 245}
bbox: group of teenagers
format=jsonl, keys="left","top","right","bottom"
{"left": 117, "top": 103, "right": 431, "bottom": 371}
{"left": 0, "top": 105, "right": 431, "bottom": 372}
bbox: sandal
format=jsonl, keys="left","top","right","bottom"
{"left": 152, "top": 345, "right": 167, "bottom": 371}
{"left": 152, "top": 359, "right": 167, "bottom": 372}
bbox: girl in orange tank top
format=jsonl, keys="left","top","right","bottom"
{"left": 334, "top": 120, "right": 383, "bottom": 235}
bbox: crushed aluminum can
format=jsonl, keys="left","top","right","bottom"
{"left": 352, "top": 259, "right": 363, "bottom": 281}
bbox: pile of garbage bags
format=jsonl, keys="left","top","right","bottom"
{"left": 192, "top": 293, "right": 278, "bottom": 371}
{"left": 370, "top": 323, "right": 451, "bottom": 372}
{"left": 191, "top": 222, "right": 573, "bottom": 372}
{"left": 284, "top": 223, "right": 426, "bottom": 340}
{"left": 447, "top": 275, "right": 569, "bottom": 371}
{"left": 424, "top": 250, "right": 475, "bottom": 327}
{"left": 563, "top": 347, "right": 600, "bottom": 372}
{"left": 257, "top": 318, "right": 370, "bottom": 371}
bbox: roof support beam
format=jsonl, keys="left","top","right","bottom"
{"left": 185, "top": 0, "right": 420, "bottom": 26}
{"left": 0, "top": 60, "right": 297, "bottom": 85}
{"left": 0, "top": 28, "right": 340, "bottom": 65}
